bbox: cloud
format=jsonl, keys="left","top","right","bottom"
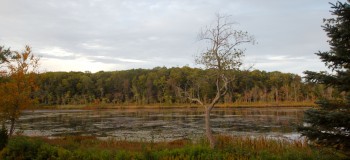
{"left": 80, "top": 42, "right": 113, "bottom": 50}
{"left": 88, "top": 55, "right": 146, "bottom": 64}
{"left": 39, "top": 47, "right": 77, "bottom": 58}
{"left": 116, "top": 58, "right": 146, "bottom": 63}
{"left": 40, "top": 57, "right": 118, "bottom": 73}
{"left": 244, "top": 54, "right": 327, "bottom": 75}
{"left": 0, "top": 0, "right": 333, "bottom": 74}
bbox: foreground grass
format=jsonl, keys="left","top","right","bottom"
{"left": 0, "top": 135, "right": 346, "bottom": 160}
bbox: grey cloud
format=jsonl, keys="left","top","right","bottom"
{"left": 0, "top": 0, "right": 334, "bottom": 74}
{"left": 41, "top": 54, "right": 78, "bottom": 61}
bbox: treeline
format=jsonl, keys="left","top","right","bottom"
{"left": 35, "top": 67, "right": 345, "bottom": 106}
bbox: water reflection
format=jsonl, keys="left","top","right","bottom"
{"left": 16, "top": 107, "right": 308, "bottom": 141}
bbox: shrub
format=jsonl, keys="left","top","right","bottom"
{"left": 0, "top": 136, "right": 42, "bottom": 159}
{"left": 0, "top": 136, "right": 346, "bottom": 160}
{"left": 0, "top": 125, "right": 8, "bottom": 150}
{"left": 115, "top": 150, "right": 132, "bottom": 160}
{"left": 36, "top": 143, "right": 60, "bottom": 160}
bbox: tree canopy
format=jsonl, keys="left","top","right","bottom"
{"left": 29, "top": 68, "right": 341, "bottom": 106}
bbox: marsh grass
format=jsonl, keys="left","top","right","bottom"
{"left": 227, "top": 101, "right": 317, "bottom": 107}
{"left": 36, "top": 101, "right": 316, "bottom": 110}
{"left": 0, "top": 135, "right": 346, "bottom": 160}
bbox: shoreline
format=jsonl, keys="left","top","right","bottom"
{"left": 33, "top": 101, "right": 317, "bottom": 110}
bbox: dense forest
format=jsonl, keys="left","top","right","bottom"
{"left": 34, "top": 67, "right": 345, "bottom": 106}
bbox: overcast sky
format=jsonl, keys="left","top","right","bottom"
{"left": 0, "top": 0, "right": 340, "bottom": 75}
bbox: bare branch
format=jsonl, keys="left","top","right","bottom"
{"left": 194, "top": 14, "right": 255, "bottom": 110}
{"left": 192, "top": 13, "right": 255, "bottom": 149}
{"left": 176, "top": 86, "right": 204, "bottom": 106}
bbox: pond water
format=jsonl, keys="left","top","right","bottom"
{"left": 16, "top": 107, "right": 308, "bottom": 142}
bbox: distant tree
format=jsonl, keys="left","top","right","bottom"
{"left": 0, "top": 46, "right": 40, "bottom": 136}
{"left": 299, "top": 1, "right": 350, "bottom": 151}
{"left": 179, "top": 14, "right": 255, "bottom": 148}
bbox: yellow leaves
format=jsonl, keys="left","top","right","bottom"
{"left": 22, "top": 48, "right": 29, "bottom": 62}
{"left": 8, "top": 46, "right": 39, "bottom": 77}
{"left": 0, "top": 45, "right": 40, "bottom": 128}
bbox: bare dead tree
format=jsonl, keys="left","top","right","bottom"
{"left": 179, "top": 14, "right": 255, "bottom": 148}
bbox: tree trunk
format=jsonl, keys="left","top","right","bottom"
{"left": 9, "top": 118, "right": 15, "bottom": 136}
{"left": 205, "top": 107, "right": 215, "bottom": 148}
{"left": 275, "top": 88, "right": 279, "bottom": 103}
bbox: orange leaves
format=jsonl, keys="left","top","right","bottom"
{"left": 9, "top": 46, "right": 39, "bottom": 76}
{"left": 0, "top": 45, "right": 40, "bottom": 135}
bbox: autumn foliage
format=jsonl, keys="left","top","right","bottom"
{"left": 0, "top": 46, "right": 39, "bottom": 136}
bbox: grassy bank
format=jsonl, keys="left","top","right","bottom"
{"left": 0, "top": 135, "right": 346, "bottom": 160}
{"left": 35, "top": 101, "right": 317, "bottom": 110}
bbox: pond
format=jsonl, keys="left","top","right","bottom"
{"left": 16, "top": 107, "right": 308, "bottom": 142}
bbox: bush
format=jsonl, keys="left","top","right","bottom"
{"left": 0, "top": 136, "right": 70, "bottom": 160}
{"left": 0, "top": 125, "right": 8, "bottom": 150}
{"left": 115, "top": 150, "right": 132, "bottom": 160}
{"left": 0, "top": 136, "right": 346, "bottom": 160}
{"left": 0, "top": 136, "right": 43, "bottom": 159}
{"left": 35, "top": 143, "right": 60, "bottom": 160}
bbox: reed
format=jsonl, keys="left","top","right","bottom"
{"left": 35, "top": 101, "right": 316, "bottom": 110}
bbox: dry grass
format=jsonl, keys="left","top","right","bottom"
{"left": 216, "top": 135, "right": 311, "bottom": 154}
{"left": 35, "top": 101, "right": 316, "bottom": 110}
{"left": 42, "top": 136, "right": 190, "bottom": 152}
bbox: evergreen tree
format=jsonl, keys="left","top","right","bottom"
{"left": 299, "top": 1, "right": 350, "bottom": 151}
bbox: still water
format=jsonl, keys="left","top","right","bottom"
{"left": 16, "top": 107, "right": 308, "bottom": 141}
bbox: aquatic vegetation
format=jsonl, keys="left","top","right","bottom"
{"left": 17, "top": 107, "right": 307, "bottom": 141}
